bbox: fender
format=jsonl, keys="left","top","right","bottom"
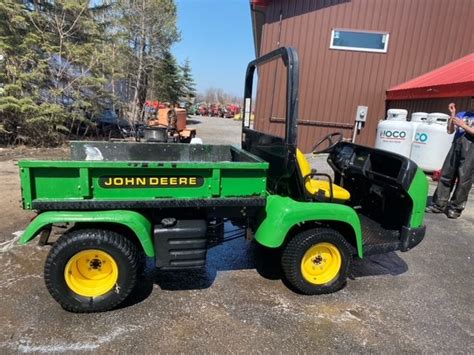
{"left": 407, "top": 168, "right": 429, "bottom": 228}
{"left": 255, "top": 195, "right": 364, "bottom": 257}
{"left": 19, "top": 210, "right": 154, "bottom": 256}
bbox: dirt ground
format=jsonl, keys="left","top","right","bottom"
{"left": 0, "top": 116, "right": 472, "bottom": 353}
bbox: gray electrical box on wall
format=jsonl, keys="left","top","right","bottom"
{"left": 352, "top": 105, "right": 368, "bottom": 143}
{"left": 356, "top": 105, "right": 368, "bottom": 122}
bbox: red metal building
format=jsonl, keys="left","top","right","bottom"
{"left": 250, "top": 0, "right": 474, "bottom": 151}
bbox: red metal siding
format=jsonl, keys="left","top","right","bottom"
{"left": 254, "top": 0, "right": 474, "bottom": 151}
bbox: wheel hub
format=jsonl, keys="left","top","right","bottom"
{"left": 312, "top": 255, "right": 323, "bottom": 265}
{"left": 90, "top": 258, "right": 102, "bottom": 270}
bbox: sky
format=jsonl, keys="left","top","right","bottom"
{"left": 172, "top": 0, "right": 255, "bottom": 97}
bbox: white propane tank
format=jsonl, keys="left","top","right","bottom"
{"left": 410, "top": 112, "right": 428, "bottom": 141}
{"left": 410, "top": 113, "right": 454, "bottom": 172}
{"left": 375, "top": 109, "right": 414, "bottom": 157}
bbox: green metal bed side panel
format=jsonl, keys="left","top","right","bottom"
{"left": 407, "top": 168, "right": 429, "bottom": 228}
{"left": 220, "top": 168, "right": 267, "bottom": 197}
{"left": 255, "top": 195, "right": 364, "bottom": 257}
{"left": 19, "top": 210, "right": 155, "bottom": 256}
{"left": 18, "top": 160, "right": 268, "bottom": 205}
{"left": 19, "top": 165, "right": 33, "bottom": 209}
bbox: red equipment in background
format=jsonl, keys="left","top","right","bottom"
{"left": 227, "top": 104, "right": 241, "bottom": 117}
{"left": 198, "top": 105, "right": 208, "bottom": 116}
{"left": 145, "top": 101, "right": 166, "bottom": 111}
{"left": 195, "top": 103, "right": 241, "bottom": 118}
{"left": 209, "top": 104, "right": 220, "bottom": 117}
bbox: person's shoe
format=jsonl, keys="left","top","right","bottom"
{"left": 425, "top": 204, "right": 445, "bottom": 213}
{"left": 446, "top": 209, "right": 461, "bottom": 219}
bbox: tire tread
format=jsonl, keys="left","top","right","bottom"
{"left": 44, "top": 228, "right": 139, "bottom": 313}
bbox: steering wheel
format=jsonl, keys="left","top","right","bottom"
{"left": 311, "top": 132, "right": 343, "bottom": 154}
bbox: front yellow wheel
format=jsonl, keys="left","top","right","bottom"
{"left": 281, "top": 228, "right": 351, "bottom": 295}
{"left": 64, "top": 249, "right": 119, "bottom": 297}
{"left": 300, "top": 242, "right": 342, "bottom": 285}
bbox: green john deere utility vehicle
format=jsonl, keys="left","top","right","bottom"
{"left": 18, "top": 48, "right": 428, "bottom": 312}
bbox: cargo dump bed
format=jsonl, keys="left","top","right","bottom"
{"left": 19, "top": 142, "right": 268, "bottom": 210}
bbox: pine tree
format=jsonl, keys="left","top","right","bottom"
{"left": 0, "top": 0, "right": 180, "bottom": 145}
{"left": 180, "top": 58, "right": 196, "bottom": 108}
{"left": 0, "top": 0, "right": 47, "bottom": 143}
{"left": 0, "top": 0, "right": 112, "bottom": 146}
{"left": 154, "top": 51, "right": 183, "bottom": 105}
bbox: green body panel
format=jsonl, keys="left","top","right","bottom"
{"left": 19, "top": 210, "right": 154, "bottom": 256}
{"left": 407, "top": 168, "right": 429, "bottom": 228}
{"left": 255, "top": 195, "right": 364, "bottom": 257}
{"left": 19, "top": 159, "right": 268, "bottom": 209}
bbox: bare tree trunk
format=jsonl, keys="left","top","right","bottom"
{"left": 129, "top": 0, "right": 147, "bottom": 126}
{"left": 111, "top": 43, "right": 116, "bottom": 102}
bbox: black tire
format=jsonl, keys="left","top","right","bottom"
{"left": 281, "top": 228, "right": 352, "bottom": 295}
{"left": 44, "top": 228, "right": 139, "bottom": 313}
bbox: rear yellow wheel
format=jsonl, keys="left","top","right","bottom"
{"left": 45, "top": 228, "right": 139, "bottom": 312}
{"left": 64, "top": 249, "right": 119, "bottom": 297}
{"left": 300, "top": 242, "right": 342, "bottom": 285}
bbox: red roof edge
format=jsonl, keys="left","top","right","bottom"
{"left": 387, "top": 83, "right": 474, "bottom": 101}
{"left": 251, "top": 0, "right": 272, "bottom": 7}
{"left": 387, "top": 53, "right": 474, "bottom": 100}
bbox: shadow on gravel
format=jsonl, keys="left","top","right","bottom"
{"left": 350, "top": 252, "right": 408, "bottom": 278}
{"left": 119, "top": 272, "right": 154, "bottom": 310}
{"left": 119, "top": 233, "right": 408, "bottom": 309}
{"left": 186, "top": 119, "right": 202, "bottom": 125}
{"left": 120, "top": 226, "right": 261, "bottom": 308}
{"left": 252, "top": 244, "right": 409, "bottom": 280}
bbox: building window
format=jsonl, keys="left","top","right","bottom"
{"left": 330, "top": 29, "right": 389, "bottom": 53}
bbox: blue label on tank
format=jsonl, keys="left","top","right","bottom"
{"left": 415, "top": 132, "right": 428, "bottom": 143}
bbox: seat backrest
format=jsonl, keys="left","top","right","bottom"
{"left": 295, "top": 148, "right": 315, "bottom": 199}
{"left": 296, "top": 149, "right": 312, "bottom": 178}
